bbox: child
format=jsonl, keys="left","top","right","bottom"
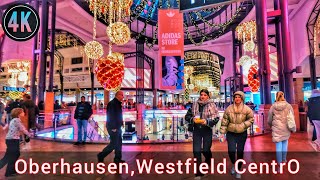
{"left": 0, "top": 108, "right": 31, "bottom": 177}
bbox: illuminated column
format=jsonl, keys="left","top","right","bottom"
{"left": 280, "top": 0, "right": 294, "bottom": 103}
{"left": 30, "top": 0, "right": 39, "bottom": 101}
{"left": 38, "top": 0, "right": 50, "bottom": 102}
{"left": 274, "top": 0, "right": 285, "bottom": 92}
{"left": 256, "top": 0, "right": 271, "bottom": 104}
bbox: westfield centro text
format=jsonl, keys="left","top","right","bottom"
{"left": 15, "top": 158, "right": 300, "bottom": 175}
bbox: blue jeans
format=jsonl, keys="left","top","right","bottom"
{"left": 76, "top": 120, "right": 88, "bottom": 142}
{"left": 275, "top": 140, "right": 288, "bottom": 164}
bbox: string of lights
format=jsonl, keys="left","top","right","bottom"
{"left": 184, "top": 7, "right": 242, "bottom": 46}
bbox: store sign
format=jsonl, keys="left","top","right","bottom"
{"left": 180, "top": 0, "right": 238, "bottom": 12}
{"left": 158, "top": 9, "right": 184, "bottom": 90}
{"left": 3, "top": 86, "right": 26, "bottom": 92}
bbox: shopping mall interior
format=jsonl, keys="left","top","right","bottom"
{"left": 0, "top": 0, "right": 320, "bottom": 179}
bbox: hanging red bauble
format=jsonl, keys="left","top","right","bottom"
{"left": 95, "top": 52, "right": 125, "bottom": 91}
{"left": 247, "top": 64, "right": 260, "bottom": 92}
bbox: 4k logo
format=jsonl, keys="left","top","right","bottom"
{"left": 2, "top": 3, "right": 40, "bottom": 41}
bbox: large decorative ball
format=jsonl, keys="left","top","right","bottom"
{"left": 84, "top": 40, "right": 104, "bottom": 59}
{"left": 248, "top": 64, "right": 260, "bottom": 92}
{"left": 107, "top": 22, "right": 131, "bottom": 45}
{"left": 95, "top": 53, "right": 125, "bottom": 91}
{"left": 243, "top": 41, "right": 255, "bottom": 52}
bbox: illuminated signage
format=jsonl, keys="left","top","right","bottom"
{"left": 3, "top": 86, "right": 26, "bottom": 92}
{"left": 180, "top": 0, "right": 239, "bottom": 12}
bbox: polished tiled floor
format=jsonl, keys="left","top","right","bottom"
{"left": 0, "top": 129, "right": 318, "bottom": 180}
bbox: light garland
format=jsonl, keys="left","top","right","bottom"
{"left": 236, "top": 20, "right": 256, "bottom": 43}
{"left": 107, "top": 22, "right": 131, "bottom": 45}
{"left": 87, "top": 0, "right": 132, "bottom": 22}
{"left": 315, "top": 17, "right": 320, "bottom": 56}
{"left": 85, "top": 0, "right": 104, "bottom": 59}
{"left": 184, "top": 7, "right": 242, "bottom": 46}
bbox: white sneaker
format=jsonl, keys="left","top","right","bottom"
{"left": 235, "top": 173, "right": 241, "bottom": 179}
{"left": 231, "top": 165, "right": 235, "bottom": 175}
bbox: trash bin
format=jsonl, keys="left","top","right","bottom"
{"left": 299, "top": 112, "right": 307, "bottom": 131}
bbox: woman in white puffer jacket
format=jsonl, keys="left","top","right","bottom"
{"left": 268, "top": 91, "right": 296, "bottom": 165}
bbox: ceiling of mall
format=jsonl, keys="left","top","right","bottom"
{"left": 0, "top": 0, "right": 309, "bottom": 88}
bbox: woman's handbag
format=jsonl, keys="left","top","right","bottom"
{"left": 287, "top": 108, "right": 296, "bottom": 132}
{"left": 187, "top": 122, "right": 194, "bottom": 132}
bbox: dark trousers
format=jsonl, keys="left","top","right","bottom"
{"left": 0, "top": 139, "right": 20, "bottom": 177}
{"left": 226, "top": 131, "right": 247, "bottom": 170}
{"left": 193, "top": 127, "right": 212, "bottom": 174}
{"left": 98, "top": 128, "right": 122, "bottom": 162}
{"left": 312, "top": 125, "right": 317, "bottom": 141}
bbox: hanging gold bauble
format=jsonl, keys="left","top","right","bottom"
{"left": 243, "top": 41, "right": 255, "bottom": 52}
{"left": 95, "top": 52, "right": 125, "bottom": 91}
{"left": 84, "top": 40, "right": 104, "bottom": 59}
{"left": 238, "top": 55, "right": 251, "bottom": 66}
{"left": 107, "top": 22, "right": 131, "bottom": 45}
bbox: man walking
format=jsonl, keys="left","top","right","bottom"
{"left": 74, "top": 96, "right": 93, "bottom": 145}
{"left": 97, "top": 91, "right": 125, "bottom": 163}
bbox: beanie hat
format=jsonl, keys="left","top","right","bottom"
{"left": 233, "top": 91, "right": 244, "bottom": 101}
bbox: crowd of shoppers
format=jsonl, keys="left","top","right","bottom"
{"left": 0, "top": 89, "right": 307, "bottom": 179}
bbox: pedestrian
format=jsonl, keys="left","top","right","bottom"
{"left": 268, "top": 91, "right": 296, "bottom": 168}
{"left": 185, "top": 89, "right": 219, "bottom": 179}
{"left": 74, "top": 96, "right": 93, "bottom": 145}
{"left": 0, "top": 100, "right": 6, "bottom": 129}
{"left": 219, "top": 91, "right": 254, "bottom": 179}
{"left": 0, "top": 108, "right": 31, "bottom": 177}
{"left": 20, "top": 94, "right": 39, "bottom": 130}
{"left": 307, "top": 89, "right": 320, "bottom": 142}
{"left": 97, "top": 91, "right": 125, "bottom": 164}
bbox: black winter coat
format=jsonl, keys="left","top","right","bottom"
{"left": 106, "top": 98, "right": 123, "bottom": 129}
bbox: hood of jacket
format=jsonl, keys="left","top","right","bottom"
{"left": 273, "top": 101, "right": 289, "bottom": 111}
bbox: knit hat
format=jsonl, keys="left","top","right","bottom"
{"left": 233, "top": 91, "right": 244, "bottom": 101}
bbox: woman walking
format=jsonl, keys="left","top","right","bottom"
{"left": 268, "top": 91, "right": 296, "bottom": 169}
{"left": 185, "top": 89, "right": 219, "bottom": 179}
{"left": 219, "top": 91, "right": 254, "bottom": 179}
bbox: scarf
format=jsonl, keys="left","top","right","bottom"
{"left": 192, "top": 99, "right": 217, "bottom": 119}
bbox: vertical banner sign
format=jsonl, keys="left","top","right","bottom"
{"left": 158, "top": 9, "right": 184, "bottom": 90}
{"left": 44, "top": 92, "right": 54, "bottom": 129}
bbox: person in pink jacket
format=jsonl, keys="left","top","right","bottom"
{"left": 268, "top": 91, "right": 296, "bottom": 168}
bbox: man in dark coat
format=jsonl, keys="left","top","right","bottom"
{"left": 74, "top": 96, "right": 93, "bottom": 145}
{"left": 307, "top": 90, "right": 320, "bottom": 141}
{"left": 97, "top": 91, "right": 124, "bottom": 163}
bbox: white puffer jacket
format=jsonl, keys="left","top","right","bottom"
{"left": 268, "top": 101, "right": 293, "bottom": 143}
